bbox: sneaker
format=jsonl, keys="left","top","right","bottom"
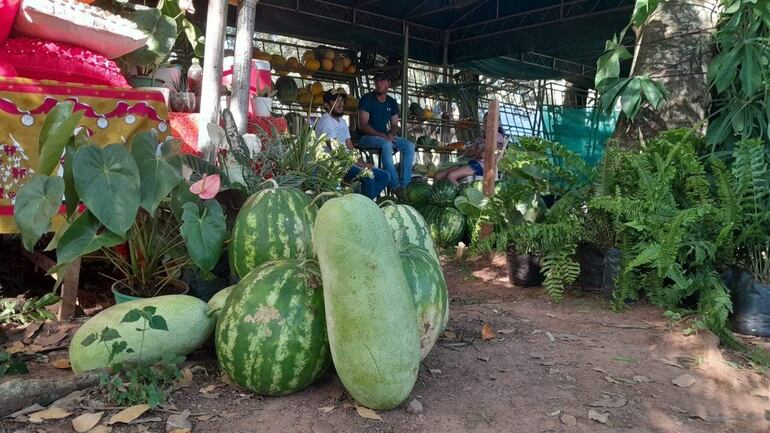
{"left": 392, "top": 187, "right": 405, "bottom": 201}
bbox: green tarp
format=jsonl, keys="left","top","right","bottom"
{"left": 541, "top": 106, "right": 618, "bottom": 166}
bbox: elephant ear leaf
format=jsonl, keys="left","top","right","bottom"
{"left": 14, "top": 175, "right": 65, "bottom": 251}
{"left": 54, "top": 210, "right": 123, "bottom": 268}
{"left": 131, "top": 132, "right": 183, "bottom": 214}
{"left": 180, "top": 200, "right": 227, "bottom": 272}
{"left": 39, "top": 102, "right": 83, "bottom": 176}
{"left": 73, "top": 144, "right": 140, "bottom": 236}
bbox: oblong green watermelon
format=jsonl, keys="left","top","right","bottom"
{"left": 404, "top": 181, "right": 431, "bottom": 205}
{"left": 399, "top": 244, "right": 449, "bottom": 359}
{"left": 382, "top": 203, "right": 439, "bottom": 264}
{"left": 429, "top": 181, "right": 460, "bottom": 205}
{"left": 229, "top": 187, "right": 315, "bottom": 278}
{"left": 314, "top": 194, "right": 420, "bottom": 410}
{"left": 216, "top": 259, "right": 331, "bottom": 396}
{"left": 427, "top": 206, "right": 465, "bottom": 247}
{"left": 69, "top": 295, "right": 214, "bottom": 373}
{"left": 207, "top": 285, "right": 235, "bottom": 320}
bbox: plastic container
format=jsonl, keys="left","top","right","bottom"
{"left": 187, "top": 58, "right": 203, "bottom": 95}
{"left": 221, "top": 57, "right": 273, "bottom": 115}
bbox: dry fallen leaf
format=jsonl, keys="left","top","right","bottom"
{"left": 672, "top": 374, "right": 696, "bottom": 388}
{"left": 34, "top": 328, "right": 69, "bottom": 348}
{"left": 749, "top": 388, "right": 770, "bottom": 399}
{"left": 28, "top": 407, "right": 72, "bottom": 422}
{"left": 5, "top": 340, "right": 26, "bottom": 354}
{"left": 481, "top": 323, "right": 495, "bottom": 341}
{"left": 197, "top": 414, "right": 216, "bottom": 421}
{"left": 166, "top": 409, "right": 192, "bottom": 432}
{"left": 169, "top": 430, "right": 191, "bottom": 433}
{"left": 22, "top": 322, "right": 43, "bottom": 342}
{"left": 107, "top": 404, "right": 150, "bottom": 425}
{"left": 529, "top": 352, "right": 545, "bottom": 360}
{"left": 169, "top": 368, "right": 194, "bottom": 391}
{"left": 477, "top": 356, "right": 490, "bottom": 362}
{"left": 199, "top": 383, "right": 225, "bottom": 393}
{"left": 355, "top": 405, "right": 382, "bottom": 421}
{"left": 545, "top": 331, "right": 555, "bottom": 343}
{"left": 318, "top": 406, "right": 336, "bottom": 413}
{"left": 72, "top": 412, "right": 104, "bottom": 433}
{"left": 49, "top": 358, "right": 71, "bottom": 369}
{"left": 497, "top": 328, "right": 515, "bottom": 335}
{"left": 588, "top": 409, "right": 609, "bottom": 424}
{"left": 89, "top": 427, "right": 112, "bottom": 433}
{"left": 633, "top": 375, "right": 653, "bottom": 383}
{"left": 8, "top": 404, "right": 46, "bottom": 418}
{"left": 560, "top": 413, "right": 577, "bottom": 426}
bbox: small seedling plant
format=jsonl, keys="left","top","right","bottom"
{"left": 0, "top": 351, "right": 28, "bottom": 378}
{"left": 81, "top": 306, "right": 183, "bottom": 408}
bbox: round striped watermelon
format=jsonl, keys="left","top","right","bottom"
{"left": 426, "top": 206, "right": 465, "bottom": 247}
{"left": 429, "top": 181, "right": 460, "bottom": 205}
{"left": 382, "top": 204, "right": 439, "bottom": 264}
{"left": 215, "top": 259, "right": 331, "bottom": 396}
{"left": 399, "top": 244, "right": 448, "bottom": 359}
{"left": 229, "top": 187, "right": 316, "bottom": 278}
{"left": 404, "top": 181, "right": 431, "bottom": 205}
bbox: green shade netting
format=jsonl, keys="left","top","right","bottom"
{"left": 541, "top": 106, "right": 618, "bottom": 166}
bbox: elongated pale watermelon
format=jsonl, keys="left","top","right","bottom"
{"left": 382, "top": 204, "right": 439, "bottom": 264}
{"left": 229, "top": 187, "right": 315, "bottom": 278}
{"left": 399, "top": 244, "right": 449, "bottom": 359}
{"left": 69, "top": 295, "right": 213, "bottom": 373}
{"left": 314, "top": 194, "right": 420, "bottom": 410}
{"left": 215, "top": 259, "right": 330, "bottom": 396}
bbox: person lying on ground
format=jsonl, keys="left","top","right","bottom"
{"left": 356, "top": 72, "right": 415, "bottom": 199}
{"left": 315, "top": 89, "right": 390, "bottom": 200}
{"left": 434, "top": 113, "right": 506, "bottom": 185}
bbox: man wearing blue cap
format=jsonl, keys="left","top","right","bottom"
{"left": 357, "top": 72, "right": 415, "bottom": 198}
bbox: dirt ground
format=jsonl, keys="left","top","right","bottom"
{"left": 3, "top": 254, "right": 770, "bottom": 433}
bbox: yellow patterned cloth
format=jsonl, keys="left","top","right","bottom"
{"left": 0, "top": 77, "right": 170, "bottom": 233}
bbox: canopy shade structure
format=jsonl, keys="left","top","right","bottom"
{"left": 193, "top": 0, "right": 634, "bottom": 87}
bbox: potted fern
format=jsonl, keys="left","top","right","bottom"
{"left": 479, "top": 137, "right": 593, "bottom": 297}
{"left": 13, "top": 102, "right": 228, "bottom": 303}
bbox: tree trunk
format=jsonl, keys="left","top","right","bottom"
{"left": 613, "top": 0, "right": 722, "bottom": 148}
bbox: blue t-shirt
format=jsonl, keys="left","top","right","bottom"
{"left": 358, "top": 91, "right": 399, "bottom": 136}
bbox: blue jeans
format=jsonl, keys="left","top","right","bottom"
{"left": 357, "top": 135, "right": 415, "bottom": 189}
{"left": 345, "top": 164, "right": 390, "bottom": 199}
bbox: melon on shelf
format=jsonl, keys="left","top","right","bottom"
{"left": 321, "top": 58, "right": 333, "bottom": 71}
{"left": 310, "top": 81, "right": 324, "bottom": 96}
{"left": 305, "top": 58, "right": 320, "bottom": 72}
{"left": 322, "top": 49, "right": 335, "bottom": 60}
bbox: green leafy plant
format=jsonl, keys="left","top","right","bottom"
{"left": 13, "top": 102, "right": 227, "bottom": 297}
{"left": 0, "top": 293, "right": 60, "bottom": 325}
{"left": 706, "top": 0, "right": 770, "bottom": 148}
{"left": 82, "top": 307, "right": 182, "bottom": 408}
{"left": 594, "top": 0, "right": 667, "bottom": 120}
{"left": 477, "top": 137, "right": 593, "bottom": 299}
{"left": 0, "top": 351, "right": 28, "bottom": 378}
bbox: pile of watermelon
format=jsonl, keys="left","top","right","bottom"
{"left": 403, "top": 180, "right": 475, "bottom": 248}
{"left": 218, "top": 187, "right": 448, "bottom": 409}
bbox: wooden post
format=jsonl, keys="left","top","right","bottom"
{"left": 479, "top": 99, "right": 499, "bottom": 240}
{"left": 57, "top": 258, "right": 80, "bottom": 320}
{"left": 230, "top": 0, "right": 258, "bottom": 133}
{"left": 198, "top": 0, "right": 229, "bottom": 161}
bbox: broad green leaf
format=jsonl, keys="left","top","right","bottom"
{"left": 14, "top": 175, "right": 64, "bottom": 251}
{"left": 180, "top": 200, "right": 227, "bottom": 272}
{"left": 62, "top": 144, "right": 79, "bottom": 218}
{"left": 169, "top": 182, "right": 200, "bottom": 221}
{"left": 81, "top": 333, "right": 98, "bottom": 347}
{"left": 631, "top": 0, "right": 660, "bottom": 27}
{"left": 142, "top": 306, "right": 157, "bottom": 316}
{"left": 39, "top": 102, "right": 83, "bottom": 176}
{"left": 121, "top": 309, "right": 143, "bottom": 323}
{"left": 454, "top": 196, "right": 482, "bottom": 219}
{"left": 123, "top": 8, "right": 177, "bottom": 68}
{"left": 73, "top": 144, "right": 140, "bottom": 236}
{"left": 620, "top": 78, "right": 643, "bottom": 120}
{"left": 739, "top": 44, "right": 762, "bottom": 96}
{"left": 639, "top": 76, "right": 666, "bottom": 110}
{"left": 100, "top": 327, "right": 121, "bottom": 341}
{"left": 149, "top": 315, "right": 168, "bottom": 331}
{"left": 131, "top": 132, "right": 183, "bottom": 214}
{"left": 55, "top": 211, "right": 124, "bottom": 266}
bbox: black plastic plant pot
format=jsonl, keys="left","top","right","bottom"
{"left": 730, "top": 270, "right": 770, "bottom": 338}
{"left": 577, "top": 243, "right": 604, "bottom": 291}
{"left": 602, "top": 248, "right": 622, "bottom": 296}
{"left": 505, "top": 249, "right": 544, "bottom": 288}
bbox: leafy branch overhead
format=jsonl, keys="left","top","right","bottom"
{"left": 594, "top": 0, "right": 667, "bottom": 120}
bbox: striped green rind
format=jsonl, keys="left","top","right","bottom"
{"left": 229, "top": 187, "right": 316, "bottom": 278}
{"left": 215, "top": 259, "right": 331, "bottom": 396}
{"left": 404, "top": 181, "right": 431, "bottom": 205}
{"left": 382, "top": 204, "right": 440, "bottom": 264}
{"left": 429, "top": 181, "right": 460, "bottom": 205}
{"left": 426, "top": 206, "right": 466, "bottom": 247}
{"left": 399, "top": 244, "right": 449, "bottom": 360}
{"left": 314, "top": 194, "right": 420, "bottom": 410}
